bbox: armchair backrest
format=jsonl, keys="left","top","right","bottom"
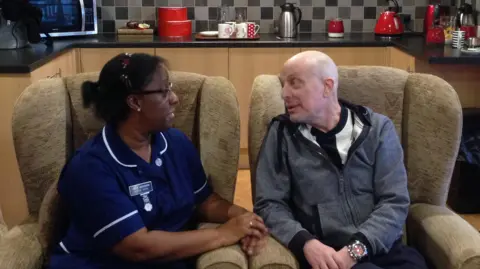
{"left": 249, "top": 66, "right": 462, "bottom": 207}
{"left": 12, "top": 71, "right": 240, "bottom": 250}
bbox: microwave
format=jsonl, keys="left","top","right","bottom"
{"left": 29, "top": 0, "right": 98, "bottom": 37}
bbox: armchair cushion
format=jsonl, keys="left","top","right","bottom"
{"left": 407, "top": 203, "right": 480, "bottom": 269}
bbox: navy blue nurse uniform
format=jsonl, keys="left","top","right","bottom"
{"left": 48, "top": 124, "right": 213, "bottom": 269}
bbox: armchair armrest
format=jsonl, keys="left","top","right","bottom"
{"left": 0, "top": 223, "right": 43, "bottom": 269}
{"left": 249, "top": 236, "right": 299, "bottom": 269}
{"left": 196, "top": 223, "right": 248, "bottom": 269}
{"left": 407, "top": 203, "right": 480, "bottom": 269}
{"left": 0, "top": 209, "right": 6, "bottom": 238}
{"left": 0, "top": 225, "right": 6, "bottom": 239}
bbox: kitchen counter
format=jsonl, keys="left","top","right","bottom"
{"left": 0, "top": 33, "right": 478, "bottom": 73}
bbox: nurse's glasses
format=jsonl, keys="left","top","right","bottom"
{"left": 136, "top": 82, "right": 174, "bottom": 97}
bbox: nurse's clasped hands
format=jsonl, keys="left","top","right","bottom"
{"left": 216, "top": 212, "right": 269, "bottom": 248}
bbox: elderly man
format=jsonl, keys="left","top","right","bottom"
{"left": 253, "top": 51, "right": 428, "bottom": 269}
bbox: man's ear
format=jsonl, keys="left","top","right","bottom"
{"left": 323, "top": 78, "right": 335, "bottom": 97}
{"left": 126, "top": 95, "right": 142, "bottom": 112}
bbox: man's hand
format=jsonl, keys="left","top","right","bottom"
{"left": 239, "top": 213, "right": 269, "bottom": 256}
{"left": 332, "top": 247, "right": 357, "bottom": 269}
{"left": 240, "top": 234, "right": 268, "bottom": 256}
{"left": 303, "top": 239, "right": 341, "bottom": 269}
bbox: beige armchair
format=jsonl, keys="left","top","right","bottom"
{"left": 0, "top": 208, "right": 6, "bottom": 239}
{"left": 0, "top": 71, "right": 246, "bottom": 269}
{"left": 248, "top": 66, "right": 480, "bottom": 269}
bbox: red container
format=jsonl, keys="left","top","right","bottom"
{"left": 461, "top": 25, "right": 476, "bottom": 40}
{"left": 328, "top": 18, "right": 344, "bottom": 37}
{"left": 159, "top": 20, "right": 192, "bottom": 37}
{"left": 426, "top": 26, "right": 445, "bottom": 44}
{"left": 157, "top": 7, "right": 187, "bottom": 22}
{"left": 157, "top": 7, "right": 190, "bottom": 37}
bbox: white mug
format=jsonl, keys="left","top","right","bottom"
{"left": 218, "top": 23, "right": 235, "bottom": 38}
{"left": 235, "top": 23, "right": 248, "bottom": 38}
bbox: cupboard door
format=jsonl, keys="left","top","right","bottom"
{"left": 415, "top": 60, "right": 480, "bottom": 108}
{"left": 80, "top": 48, "right": 155, "bottom": 73}
{"left": 0, "top": 75, "right": 32, "bottom": 227}
{"left": 155, "top": 48, "right": 229, "bottom": 78}
{"left": 389, "top": 47, "right": 415, "bottom": 72}
{"left": 229, "top": 48, "right": 301, "bottom": 168}
{"left": 301, "top": 47, "right": 388, "bottom": 66}
{"left": 30, "top": 50, "right": 78, "bottom": 82}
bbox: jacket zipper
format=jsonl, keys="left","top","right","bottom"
{"left": 295, "top": 133, "right": 344, "bottom": 193}
{"left": 294, "top": 124, "right": 371, "bottom": 227}
{"left": 340, "top": 125, "right": 370, "bottom": 227}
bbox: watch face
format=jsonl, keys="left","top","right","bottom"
{"left": 352, "top": 244, "right": 365, "bottom": 256}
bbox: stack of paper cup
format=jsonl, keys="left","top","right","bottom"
{"left": 452, "top": 30, "right": 466, "bottom": 48}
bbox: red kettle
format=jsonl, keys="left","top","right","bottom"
{"left": 374, "top": 0, "right": 404, "bottom": 36}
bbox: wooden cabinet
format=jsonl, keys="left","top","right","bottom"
{"left": 79, "top": 48, "right": 155, "bottom": 73}
{"left": 415, "top": 60, "right": 480, "bottom": 108}
{"left": 155, "top": 48, "right": 229, "bottom": 78}
{"left": 229, "top": 48, "right": 301, "bottom": 168}
{"left": 30, "top": 50, "right": 78, "bottom": 82}
{"left": 388, "top": 47, "right": 415, "bottom": 72}
{"left": 301, "top": 47, "right": 388, "bottom": 66}
{"left": 0, "top": 74, "right": 33, "bottom": 227}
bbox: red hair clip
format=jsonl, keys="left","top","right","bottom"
{"left": 120, "top": 53, "right": 133, "bottom": 89}
{"left": 121, "top": 53, "right": 132, "bottom": 69}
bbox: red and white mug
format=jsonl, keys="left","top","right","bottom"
{"left": 218, "top": 23, "right": 235, "bottom": 38}
{"left": 246, "top": 22, "right": 260, "bottom": 38}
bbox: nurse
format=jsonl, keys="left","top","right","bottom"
{"left": 48, "top": 53, "right": 268, "bottom": 269}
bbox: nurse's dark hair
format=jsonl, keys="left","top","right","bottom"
{"left": 81, "top": 53, "right": 168, "bottom": 124}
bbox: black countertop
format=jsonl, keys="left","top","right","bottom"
{"left": 1, "top": 33, "right": 479, "bottom": 73}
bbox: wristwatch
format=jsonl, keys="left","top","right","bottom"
{"left": 347, "top": 240, "right": 368, "bottom": 262}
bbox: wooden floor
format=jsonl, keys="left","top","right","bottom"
{"left": 234, "top": 170, "right": 253, "bottom": 211}
{"left": 460, "top": 214, "right": 480, "bottom": 231}
{"left": 234, "top": 170, "right": 480, "bottom": 231}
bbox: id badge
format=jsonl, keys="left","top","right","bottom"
{"left": 129, "top": 181, "right": 153, "bottom": 196}
{"left": 129, "top": 181, "right": 154, "bottom": 212}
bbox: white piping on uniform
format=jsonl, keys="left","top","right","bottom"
{"left": 102, "top": 127, "right": 137, "bottom": 168}
{"left": 93, "top": 210, "right": 138, "bottom": 238}
{"left": 159, "top": 133, "right": 168, "bottom": 155}
{"left": 59, "top": 241, "right": 70, "bottom": 254}
{"left": 194, "top": 180, "right": 208, "bottom": 194}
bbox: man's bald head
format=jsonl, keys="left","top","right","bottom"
{"left": 284, "top": 50, "right": 339, "bottom": 91}
{"left": 280, "top": 51, "right": 340, "bottom": 125}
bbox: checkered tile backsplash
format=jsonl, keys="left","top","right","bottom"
{"left": 98, "top": 0, "right": 466, "bottom": 34}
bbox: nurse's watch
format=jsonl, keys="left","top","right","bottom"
{"left": 347, "top": 240, "right": 368, "bottom": 262}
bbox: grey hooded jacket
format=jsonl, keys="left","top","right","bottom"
{"left": 253, "top": 101, "right": 410, "bottom": 262}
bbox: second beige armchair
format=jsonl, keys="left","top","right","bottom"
{"left": 248, "top": 66, "right": 480, "bottom": 269}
